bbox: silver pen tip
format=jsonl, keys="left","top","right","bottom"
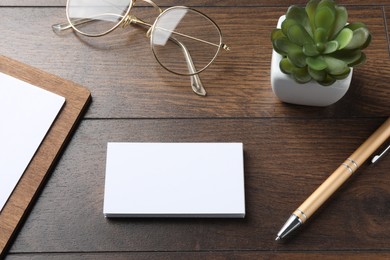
{"left": 275, "top": 236, "right": 281, "bottom": 241}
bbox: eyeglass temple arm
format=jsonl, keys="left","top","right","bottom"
{"left": 130, "top": 16, "right": 206, "bottom": 96}
{"left": 52, "top": 13, "right": 129, "bottom": 34}
{"left": 52, "top": 16, "right": 112, "bottom": 33}
{"left": 169, "top": 37, "right": 207, "bottom": 96}
{"left": 52, "top": 20, "right": 76, "bottom": 32}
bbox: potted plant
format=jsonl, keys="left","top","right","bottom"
{"left": 270, "top": 0, "right": 371, "bottom": 106}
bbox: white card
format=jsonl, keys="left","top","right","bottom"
{"left": 104, "top": 143, "right": 245, "bottom": 218}
{"left": 0, "top": 72, "right": 65, "bottom": 212}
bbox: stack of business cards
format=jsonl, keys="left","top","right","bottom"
{"left": 103, "top": 142, "right": 245, "bottom": 218}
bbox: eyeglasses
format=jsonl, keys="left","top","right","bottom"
{"left": 52, "top": 0, "right": 229, "bottom": 96}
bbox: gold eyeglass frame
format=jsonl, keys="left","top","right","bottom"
{"left": 52, "top": 0, "right": 229, "bottom": 96}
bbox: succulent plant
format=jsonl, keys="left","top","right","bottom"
{"left": 271, "top": 0, "right": 371, "bottom": 86}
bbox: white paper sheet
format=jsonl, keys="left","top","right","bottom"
{"left": 104, "top": 142, "right": 245, "bottom": 218}
{"left": 0, "top": 72, "right": 65, "bottom": 212}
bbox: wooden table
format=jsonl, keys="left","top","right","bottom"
{"left": 1, "top": 0, "right": 389, "bottom": 259}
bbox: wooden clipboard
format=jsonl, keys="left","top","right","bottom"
{"left": 0, "top": 55, "right": 91, "bottom": 257}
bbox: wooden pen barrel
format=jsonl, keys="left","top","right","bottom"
{"left": 295, "top": 118, "right": 390, "bottom": 222}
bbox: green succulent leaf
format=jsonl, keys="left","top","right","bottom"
{"left": 318, "top": 74, "right": 337, "bottom": 86}
{"left": 317, "top": 0, "right": 336, "bottom": 9}
{"left": 346, "top": 23, "right": 371, "bottom": 50}
{"left": 286, "top": 5, "right": 312, "bottom": 36}
{"left": 334, "top": 28, "right": 353, "bottom": 50}
{"left": 306, "top": 56, "right": 327, "bottom": 70}
{"left": 279, "top": 57, "right": 295, "bottom": 74}
{"left": 344, "top": 27, "right": 370, "bottom": 50}
{"left": 281, "top": 19, "right": 298, "bottom": 36}
{"left": 361, "top": 34, "right": 372, "bottom": 50}
{"left": 306, "top": 0, "right": 321, "bottom": 33}
{"left": 315, "top": 6, "right": 336, "bottom": 36}
{"left": 292, "top": 67, "right": 312, "bottom": 83}
{"left": 330, "top": 50, "right": 362, "bottom": 66}
{"left": 286, "top": 5, "right": 307, "bottom": 21}
{"left": 271, "top": 29, "right": 285, "bottom": 41}
{"left": 273, "top": 37, "right": 299, "bottom": 56}
{"left": 330, "top": 6, "right": 348, "bottom": 39}
{"left": 288, "top": 48, "right": 307, "bottom": 68}
{"left": 314, "top": 27, "right": 328, "bottom": 44}
{"left": 287, "top": 24, "right": 314, "bottom": 46}
{"left": 323, "top": 40, "right": 339, "bottom": 54}
{"left": 274, "top": 37, "right": 307, "bottom": 67}
{"left": 271, "top": 29, "right": 287, "bottom": 54}
{"left": 303, "top": 43, "right": 320, "bottom": 56}
{"left": 348, "top": 52, "right": 366, "bottom": 67}
{"left": 323, "top": 56, "right": 348, "bottom": 75}
{"left": 344, "top": 23, "right": 372, "bottom": 49}
{"left": 345, "top": 22, "right": 367, "bottom": 31}
{"left": 331, "top": 67, "right": 351, "bottom": 80}
{"left": 308, "top": 67, "right": 327, "bottom": 81}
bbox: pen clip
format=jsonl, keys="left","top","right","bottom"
{"left": 371, "top": 143, "right": 390, "bottom": 163}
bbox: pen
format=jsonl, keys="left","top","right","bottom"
{"left": 276, "top": 117, "right": 390, "bottom": 241}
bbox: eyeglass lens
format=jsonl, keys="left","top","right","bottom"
{"left": 67, "top": 0, "right": 131, "bottom": 36}
{"left": 151, "top": 7, "right": 222, "bottom": 76}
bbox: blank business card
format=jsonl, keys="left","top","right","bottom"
{"left": 103, "top": 143, "right": 245, "bottom": 218}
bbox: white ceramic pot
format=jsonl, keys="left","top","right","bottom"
{"left": 270, "top": 16, "right": 353, "bottom": 107}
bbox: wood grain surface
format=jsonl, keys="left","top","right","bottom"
{"left": 1, "top": 0, "right": 389, "bottom": 259}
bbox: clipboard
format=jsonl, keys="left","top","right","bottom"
{"left": 0, "top": 55, "right": 91, "bottom": 257}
